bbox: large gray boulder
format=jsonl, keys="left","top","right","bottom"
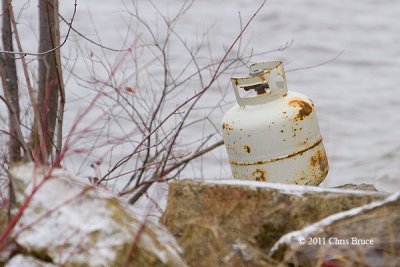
{"left": 3, "top": 164, "right": 187, "bottom": 267}
{"left": 161, "top": 179, "right": 387, "bottom": 267}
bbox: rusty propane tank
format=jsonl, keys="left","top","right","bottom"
{"left": 222, "top": 61, "right": 328, "bottom": 185}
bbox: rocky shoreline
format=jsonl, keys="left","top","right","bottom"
{"left": 1, "top": 165, "right": 399, "bottom": 266}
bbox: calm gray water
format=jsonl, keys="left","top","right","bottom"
{"left": 7, "top": 0, "right": 400, "bottom": 194}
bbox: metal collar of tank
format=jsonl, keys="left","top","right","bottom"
{"left": 231, "top": 61, "right": 288, "bottom": 106}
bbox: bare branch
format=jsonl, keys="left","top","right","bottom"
{"left": 287, "top": 50, "right": 344, "bottom": 72}
{"left": 0, "top": 0, "right": 78, "bottom": 57}
{"left": 0, "top": 95, "right": 30, "bottom": 157}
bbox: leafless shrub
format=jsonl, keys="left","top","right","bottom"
{"left": 64, "top": 0, "right": 292, "bottom": 205}
{"left": 0, "top": 0, "right": 295, "bottom": 208}
{"left": 0, "top": 0, "right": 296, "bottom": 251}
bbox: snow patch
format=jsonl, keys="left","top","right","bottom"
{"left": 5, "top": 255, "right": 56, "bottom": 267}
{"left": 199, "top": 179, "right": 382, "bottom": 196}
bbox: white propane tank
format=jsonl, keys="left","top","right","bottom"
{"left": 222, "top": 61, "right": 328, "bottom": 185}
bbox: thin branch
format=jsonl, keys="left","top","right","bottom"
{"left": 0, "top": 0, "right": 77, "bottom": 57}
{"left": 287, "top": 50, "right": 344, "bottom": 72}
{"left": 57, "top": 7, "right": 132, "bottom": 52}
{"left": 103, "top": 0, "right": 268, "bottom": 182}
{"left": 127, "top": 139, "right": 224, "bottom": 204}
{"left": 0, "top": 94, "right": 30, "bottom": 158}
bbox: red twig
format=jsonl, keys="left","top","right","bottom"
{"left": 123, "top": 218, "right": 147, "bottom": 267}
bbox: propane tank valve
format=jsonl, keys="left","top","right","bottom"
{"left": 249, "top": 69, "right": 264, "bottom": 76}
{"left": 242, "top": 82, "right": 270, "bottom": 95}
{"left": 246, "top": 68, "right": 271, "bottom": 94}
{"left": 221, "top": 61, "right": 329, "bottom": 185}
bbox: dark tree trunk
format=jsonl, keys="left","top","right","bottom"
{"left": 1, "top": 0, "right": 21, "bottom": 163}
{"left": 38, "top": 0, "right": 61, "bottom": 162}
{"left": 37, "top": 0, "right": 62, "bottom": 162}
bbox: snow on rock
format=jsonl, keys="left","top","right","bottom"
{"left": 203, "top": 179, "right": 382, "bottom": 196}
{"left": 5, "top": 163, "right": 187, "bottom": 267}
{"left": 5, "top": 255, "right": 57, "bottom": 267}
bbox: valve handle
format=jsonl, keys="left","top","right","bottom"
{"left": 231, "top": 61, "right": 288, "bottom": 106}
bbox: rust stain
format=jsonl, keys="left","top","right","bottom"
{"left": 288, "top": 99, "right": 313, "bottom": 121}
{"left": 267, "top": 121, "right": 275, "bottom": 128}
{"left": 310, "top": 150, "right": 329, "bottom": 173}
{"left": 292, "top": 127, "right": 298, "bottom": 137}
{"left": 278, "top": 72, "right": 286, "bottom": 80}
{"left": 244, "top": 145, "right": 251, "bottom": 153}
{"left": 226, "top": 144, "right": 235, "bottom": 151}
{"left": 290, "top": 172, "right": 308, "bottom": 185}
{"left": 230, "top": 138, "right": 323, "bottom": 166}
{"left": 286, "top": 151, "right": 329, "bottom": 186}
{"left": 252, "top": 169, "right": 267, "bottom": 181}
{"left": 222, "top": 122, "right": 234, "bottom": 133}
